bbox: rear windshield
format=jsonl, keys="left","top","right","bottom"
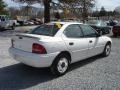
{"left": 30, "top": 24, "right": 63, "bottom": 36}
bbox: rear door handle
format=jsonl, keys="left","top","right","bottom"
{"left": 89, "top": 40, "right": 93, "bottom": 43}
{"left": 69, "top": 42, "right": 74, "bottom": 45}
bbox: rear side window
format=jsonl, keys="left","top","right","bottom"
{"left": 30, "top": 24, "right": 63, "bottom": 36}
{"left": 64, "top": 24, "right": 83, "bottom": 38}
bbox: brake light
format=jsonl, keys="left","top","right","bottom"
{"left": 32, "top": 43, "right": 47, "bottom": 54}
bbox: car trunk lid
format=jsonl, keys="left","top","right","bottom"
{"left": 12, "top": 33, "right": 49, "bottom": 53}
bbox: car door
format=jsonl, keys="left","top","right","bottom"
{"left": 80, "top": 25, "right": 105, "bottom": 57}
{"left": 62, "top": 24, "right": 89, "bottom": 63}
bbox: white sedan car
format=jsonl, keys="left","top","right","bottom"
{"left": 9, "top": 22, "right": 112, "bottom": 76}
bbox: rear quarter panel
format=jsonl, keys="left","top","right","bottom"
{"left": 40, "top": 37, "right": 69, "bottom": 55}
{"left": 101, "top": 36, "right": 112, "bottom": 45}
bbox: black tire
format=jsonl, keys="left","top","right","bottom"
{"left": 11, "top": 26, "right": 14, "bottom": 30}
{"left": 102, "top": 43, "right": 111, "bottom": 57}
{"left": 51, "top": 54, "right": 70, "bottom": 76}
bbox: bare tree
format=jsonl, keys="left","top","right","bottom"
{"left": 59, "top": 0, "right": 95, "bottom": 22}
{"left": 8, "top": 7, "right": 20, "bottom": 18}
{"left": 13, "top": 0, "right": 94, "bottom": 23}
{"left": 13, "top": 0, "right": 51, "bottom": 23}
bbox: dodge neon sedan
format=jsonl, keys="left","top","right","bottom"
{"left": 9, "top": 22, "right": 112, "bottom": 76}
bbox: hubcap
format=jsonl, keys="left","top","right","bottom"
{"left": 57, "top": 58, "right": 68, "bottom": 73}
{"left": 106, "top": 45, "right": 111, "bottom": 55}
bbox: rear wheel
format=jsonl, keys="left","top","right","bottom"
{"left": 102, "top": 43, "right": 111, "bottom": 57}
{"left": 51, "top": 54, "right": 70, "bottom": 76}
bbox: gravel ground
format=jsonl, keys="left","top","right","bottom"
{"left": 0, "top": 30, "right": 120, "bottom": 90}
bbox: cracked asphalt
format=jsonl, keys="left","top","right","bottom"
{"left": 0, "top": 30, "right": 120, "bottom": 90}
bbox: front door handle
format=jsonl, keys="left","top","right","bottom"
{"left": 69, "top": 42, "right": 74, "bottom": 45}
{"left": 89, "top": 40, "right": 93, "bottom": 43}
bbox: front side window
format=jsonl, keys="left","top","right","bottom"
{"left": 80, "top": 25, "right": 97, "bottom": 37}
{"left": 64, "top": 24, "right": 83, "bottom": 38}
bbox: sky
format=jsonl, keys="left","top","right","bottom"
{"left": 96, "top": 0, "right": 120, "bottom": 11}
{"left": 3, "top": 0, "right": 42, "bottom": 8}
{"left": 3, "top": 0, "right": 120, "bottom": 11}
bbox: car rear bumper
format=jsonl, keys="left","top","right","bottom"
{"left": 9, "top": 47, "right": 59, "bottom": 68}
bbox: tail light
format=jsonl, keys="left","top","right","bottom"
{"left": 32, "top": 43, "right": 47, "bottom": 54}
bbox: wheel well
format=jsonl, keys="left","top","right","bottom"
{"left": 107, "top": 41, "right": 111, "bottom": 45}
{"left": 54, "top": 51, "right": 71, "bottom": 63}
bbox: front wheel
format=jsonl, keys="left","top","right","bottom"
{"left": 102, "top": 43, "right": 111, "bottom": 57}
{"left": 51, "top": 54, "right": 70, "bottom": 76}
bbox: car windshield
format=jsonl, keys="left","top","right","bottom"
{"left": 30, "top": 23, "right": 63, "bottom": 36}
